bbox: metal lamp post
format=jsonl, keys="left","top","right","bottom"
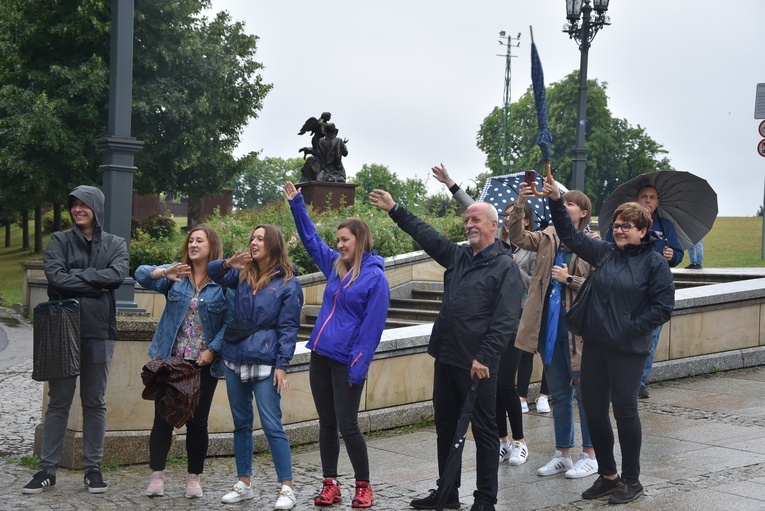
{"left": 96, "top": 0, "right": 144, "bottom": 310}
{"left": 563, "top": 0, "right": 610, "bottom": 191}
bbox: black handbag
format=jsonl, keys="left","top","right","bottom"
{"left": 564, "top": 250, "right": 614, "bottom": 336}
{"left": 32, "top": 299, "right": 81, "bottom": 381}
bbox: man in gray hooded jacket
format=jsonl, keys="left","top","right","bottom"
{"left": 23, "top": 185, "right": 128, "bottom": 495}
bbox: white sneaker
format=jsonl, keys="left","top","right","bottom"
{"left": 565, "top": 452, "right": 599, "bottom": 479}
{"left": 536, "top": 395, "right": 551, "bottom": 413}
{"left": 508, "top": 441, "right": 529, "bottom": 466}
{"left": 520, "top": 400, "right": 529, "bottom": 414}
{"left": 221, "top": 481, "right": 255, "bottom": 504}
{"left": 498, "top": 441, "right": 512, "bottom": 463}
{"left": 274, "top": 485, "right": 297, "bottom": 510}
{"left": 537, "top": 450, "right": 573, "bottom": 476}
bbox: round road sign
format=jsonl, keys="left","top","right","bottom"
{"left": 759, "top": 139, "right": 765, "bottom": 158}
{"left": 760, "top": 120, "right": 765, "bottom": 138}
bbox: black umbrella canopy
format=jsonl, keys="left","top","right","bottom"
{"left": 598, "top": 171, "right": 718, "bottom": 250}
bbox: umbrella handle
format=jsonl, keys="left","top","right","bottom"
{"left": 531, "top": 162, "right": 552, "bottom": 197}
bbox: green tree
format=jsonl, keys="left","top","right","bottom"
{"left": 351, "top": 164, "right": 428, "bottom": 212}
{"left": 233, "top": 154, "right": 302, "bottom": 209}
{"left": 476, "top": 71, "right": 673, "bottom": 213}
{"left": 0, "top": 0, "right": 270, "bottom": 221}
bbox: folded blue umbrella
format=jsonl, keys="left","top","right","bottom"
{"left": 543, "top": 251, "right": 565, "bottom": 366}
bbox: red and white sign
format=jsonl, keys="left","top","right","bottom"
{"left": 760, "top": 120, "right": 765, "bottom": 138}
{"left": 758, "top": 139, "right": 765, "bottom": 158}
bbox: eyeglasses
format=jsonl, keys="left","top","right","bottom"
{"left": 501, "top": 213, "right": 511, "bottom": 219}
{"left": 612, "top": 223, "right": 634, "bottom": 232}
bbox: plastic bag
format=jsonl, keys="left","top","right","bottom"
{"left": 32, "top": 299, "right": 81, "bottom": 381}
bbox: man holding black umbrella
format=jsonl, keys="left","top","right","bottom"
{"left": 370, "top": 189, "right": 523, "bottom": 511}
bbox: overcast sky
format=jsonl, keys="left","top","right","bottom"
{"left": 207, "top": 0, "right": 765, "bottom": 217}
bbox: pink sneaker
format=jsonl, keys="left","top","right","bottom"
{"left": 145, "top": 471, "right": 164, "bottom": 497}
{"left": 185, "top": 473, "right": 203, "bottom": 498}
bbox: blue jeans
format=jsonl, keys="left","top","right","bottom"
{"left": 641, "top": 325, "right": 663, "bottom": 387}
{"left": 539, "top": 306, "right": 591, "bottom": 450}
{"left": 688, "top": 240, "right": 704, "bottom": 265}
{"left": 225, "top": 366, "right": 292, "bottom": 482}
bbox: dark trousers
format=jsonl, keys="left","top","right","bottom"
{"left": 495, "top": 343, "right": 523, "bottom": 440}
{"left": 580, "top": 344, "right": 647, "bottom": 484}
{"left": 516, "top": 350, "right": 549, "bottom": 397}
{"left": 310, "top": 351, "right": 369, "bottom": 481}
{"left": 149, "top": 365, "right": 218, "bottom": 474}
{"left": 434, "top": 361, "right": 498, "bottom": 505}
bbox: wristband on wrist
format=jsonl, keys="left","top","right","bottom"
{"left": 222, "top": 258, "right": 229, "bottom": 270}
{"left": 161, "top": 268, "right": 167, "bottom": 279}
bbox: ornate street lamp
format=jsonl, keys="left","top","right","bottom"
{"left": 563, "top": 0, "right": 610, "bottom": 191}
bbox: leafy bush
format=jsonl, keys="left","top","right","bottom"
{"left": 131, "top": 215, "right": 177, "bottom": 241}
{"left": 129, "top": 198, "right": 466, "bottom": 277}
{"left": 42, "top": 210, "right": 71, "bottom": 233}
{"left": 129, "top": 230, "right": 180, "bottom": 275}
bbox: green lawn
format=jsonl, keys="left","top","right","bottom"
{"left": 1, "top": 216, "right": 764, "bottom": 308}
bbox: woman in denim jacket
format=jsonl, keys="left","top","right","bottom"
{"left": 208, "top": 224, "right": 303, "bottom": 510}
{"left": 135, "top": 225, "right": 233, "bottom": 499}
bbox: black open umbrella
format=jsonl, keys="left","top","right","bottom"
{"left": 598, "top": 170, "right": 718, "bottom": 250}
{"left": 436, "top": 377, "right": 479, "bottom": 511}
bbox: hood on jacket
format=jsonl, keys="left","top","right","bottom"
{"left": 68, "top": 185, "right": 105, "bottom": 235}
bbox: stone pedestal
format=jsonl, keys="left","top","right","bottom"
{"left": 298, "top": 181, "right": 357, "bottom": 212}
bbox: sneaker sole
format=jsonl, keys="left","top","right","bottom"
{"left": 145, "top": 490, "right": 164, "bottom": 497}
{"left": 537, "top": 466, "right": 572, "bottom": 476}
{"left": 87, "top": 487, "right": 108, "bottom": 494}
{"left": 582, "top": 486, "right": 623, "bottom": 500}
{"left": 22, "top": 487, "right": 51, "bottom": 494}
{"left": 185, "top": 491, "right": 203, "bottom": 498}
{"left": 222, "top": 495, "right": 254, "bottom": 504}
{"left": 566, "top": 470, "right": 598, "bottom": 479}
{"left": 315, "top": 497, "right": 343, "bottom": 506}
{"left": 608, "top": 487, "right": 644, "bottom": 504}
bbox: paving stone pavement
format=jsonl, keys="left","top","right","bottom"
{"left": 2, "top": 308, "right": 765, "bottom": 510}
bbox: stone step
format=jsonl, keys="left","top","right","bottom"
{"left": 411, "top": 289, "right": 444, "bottom": 301}
{"left": 389, "top": 298, "right": 443, "bottom": 311}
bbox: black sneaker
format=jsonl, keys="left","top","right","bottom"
{"left": 581, "top": 475, "right": 623, "bottom": 499}
{"left": 638, "top": 385, "right": 649, "bottom": 399}
{"left": 84, "top": 469, "right": 108, "bottom": 494}
{"left": 22, "top": 470, "right": 56, "bottom": 494}
{"left": 470, "top": 499, "right": 495, "bottom": 511}
{"left": 410, "top": 488, "right": 461, "bottom": 509}
{"left": 608, "top": 481, "right": 644, "bottom": 504}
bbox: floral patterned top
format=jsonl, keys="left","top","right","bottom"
{"left": 173, "top": 289, "right": 207, "bottom": 360}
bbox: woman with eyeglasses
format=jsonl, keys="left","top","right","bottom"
{"left": 539, "top": 181, "right": 674, "bottom": 505}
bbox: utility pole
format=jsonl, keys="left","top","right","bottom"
{"left": 498, "top": 31, "right": 521, "bottom": 174}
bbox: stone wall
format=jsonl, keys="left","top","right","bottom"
{"left": 27, "top": 253, "right": 765, "bottom": 467}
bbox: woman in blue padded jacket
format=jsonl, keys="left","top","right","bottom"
{"left": 208, "top": 224, "right": 303, "bottom": 510}
{"left": 135, "top": 225, "right": 233, "bottom": 499}
{"left": 284, "top": 181, "right": 390, "bottom": 509}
